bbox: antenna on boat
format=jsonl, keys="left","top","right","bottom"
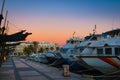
{"left": 93, "top": 25, "right": 96, "bottom": 35}
{"left": 5, "top": 21, "right": 9, "bottom": 34}
{"left": 73, "top": 31, "right": 75, "bottom": 38}
{"left": 0, "top": 0, "right": 6, "bottom": 28}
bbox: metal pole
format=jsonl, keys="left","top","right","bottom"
{"left": 0, "top": 0, "right": 6, "bottom": 67}
{"left": 2, "top": 10, "right": 8, "bottom": 35}
{"left": 0, "top": 0, "right": 6, "bottom": 28}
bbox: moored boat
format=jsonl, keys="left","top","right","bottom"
{"left": 59, "top": 37, "right": 86, "bottom": 70}
{"left": 79, "top": 28, "right": 120, "bottom": 74}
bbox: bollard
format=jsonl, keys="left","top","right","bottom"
{"left": 63, "top": 65, "right": 70, "bottom": 77}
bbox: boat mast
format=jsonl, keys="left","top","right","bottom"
{"left": 5, "top": 21, "right": 9, "bottom": 34}
{"left": 0, "top": 0, "right": 6, "bottom": 28}
{"left": 3, "top": 10, "right": 8, "bottom": 27}
{"left": 93, "top": 25, "right": 96, "bottom": 35}
{"left": 2, "top": 10, "right": 8, "bottom": 35}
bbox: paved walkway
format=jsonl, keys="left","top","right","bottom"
{"left": 0, "top": 57, "right": 15, "bottom": 80}
{"left": 0, "top": 56, "right": 92, "bottom": 80}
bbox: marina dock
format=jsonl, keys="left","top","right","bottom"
{"left": 0, "top": 56, "right": 91, "bottom": 80}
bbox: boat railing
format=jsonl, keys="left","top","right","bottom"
{"left": 81, "top": 54, "right": 120, "bottom": 57}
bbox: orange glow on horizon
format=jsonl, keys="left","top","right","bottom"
{"left": 7, "top": 12, "right": 115, "bottom": 46}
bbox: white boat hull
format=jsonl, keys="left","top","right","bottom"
{"left": 81, "top": 56, "right": 120, "bottom": 74}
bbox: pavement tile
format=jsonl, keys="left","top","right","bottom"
{"left": 15, "top": 62, "right": 29, "bottom": 68}
{"left": 17, "top": 67, "right": 34, "bottom": 71}
{"left": 19, "top": 71, "right": 41, "bottom": 76}
{"left": 1, "top": 64, "right": 13, "bottom": 68}
{"left": 21, "top": 76, "right": 48, "bottom": 80}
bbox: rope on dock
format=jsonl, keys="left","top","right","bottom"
{"left": 104, "top": 70, "right": 120, "bottom": 75}
{"left": 81, "top": 74, "right": 120, "bottom": 79}
{"left": 80, "top": 68, "right": 120, "bottom": 80}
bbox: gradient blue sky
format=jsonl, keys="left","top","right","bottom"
{"left": 0, "top": 0, "right": 120, "bottom": 45}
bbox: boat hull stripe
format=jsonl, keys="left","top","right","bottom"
{"left": 99, "top": 58, "right": 119, "bottom": 68}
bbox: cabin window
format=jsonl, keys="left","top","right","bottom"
{"left": 105, "top": 48, "right": 112, "bottom": 55}
{"left": 97, "top": 48, "right": 103, "bottom": 55}
{"left": 115, "top": 48, "right": 120, "bottom": 55}
{"left": 70, "top": 50, "right": 73, "bottom": 53}
{"left": 71, "top": 40, "right": 74, "bottom": 44}
{"left": 80, "top": 48, "right": 84, "bottom": 52}
{"left": 60, "top": 49, "right": 68, "bottom": 53}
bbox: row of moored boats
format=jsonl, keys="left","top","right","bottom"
{"left": 28, "top": 28, "right": 120, "bottom": 78}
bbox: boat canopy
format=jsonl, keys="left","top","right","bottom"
{"left": 103, "top": 28, "right": 120, "bottom": 37}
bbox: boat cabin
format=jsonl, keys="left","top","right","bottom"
{"left": 93, "top": 28, "right": 120, "bottom": 56}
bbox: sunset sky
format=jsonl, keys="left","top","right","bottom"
{"left": 0, "top": 0, "right": 120, "bottom": 45}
